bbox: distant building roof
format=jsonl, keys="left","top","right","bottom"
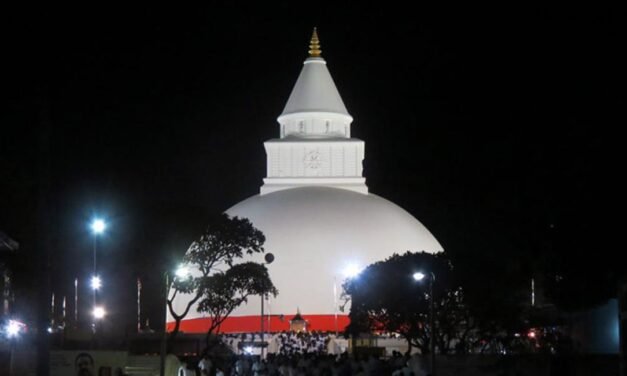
{"left": 291, "top": 309, "right": 304, "bottom": 322}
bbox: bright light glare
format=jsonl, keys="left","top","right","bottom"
{"left": 413, "top": 272, "right": 426, "bottom": 281}
{"left": 5, "top": 320, "right": 23, "bottom": 338}
{"left": 244, "top": 346, "right": 254, "bottom": 354}
{"left": 175, "top": 266, "right": 190, "bottom": 278}
{"left": 91, "top": 218, "right": 106, "bottom": 234}
{"left": 91, "top": 276, "right": 102, "bottom": 290}
{"left": 343, "top": 263, "right": 362, "bottom": 279}
{"left": 93, "top": 306, "right": 106, "bottom": 319}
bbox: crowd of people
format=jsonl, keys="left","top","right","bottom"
{"left": 217, "top": 331, "right": 334, "bottom": 357}
{"left": 178, "top": 331, "right": 431, "bottom": 376}
{"left": 276, "top": 331, "right": 331, "bottom": 356}
{"left": 183, "top": 351, "right": 430, "bottom": 376}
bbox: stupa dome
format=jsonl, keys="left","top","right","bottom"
{"left": 224, "top": 187, "right": 441, "bottom": 330}
{"left": 167, "top": 30, "right": 442, "bottom": 333}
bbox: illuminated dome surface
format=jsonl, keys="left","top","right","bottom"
{"left": 227, "top": 186, "right": 442, "bottom": 314}
{"left": 169, "top": 187, "right": 441, "bottom": 333}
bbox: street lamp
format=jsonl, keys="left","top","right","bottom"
{"left": 333, "top": 275, "right": 338, "bottom": 336}
{"left": 261, "top": 253, "right": 274, "bottom": 359}
{"left": 341, "top": 263, "right": 362, "bottom": 351}
{"left": 342, "top": 263, "right": 362, "bottom": 279}
{"left": 413, "top": 271, "right": 436, "bottom": 376}
{"left": 93, "top": 306, "right": 106, "bottom": 320}
{"left": 161, "top": 264, "right": 190, "bottom": 376}
{"left": 90, "top": 219, "right": 106, "bottom": 234}
{"left": 175, "top": 266, "right": 190, "bottom": 279}
{"left": 4, "top": 319, "right": 25, "bottom": 375}
{"left": 91, "top": 276, "right": 102, "bottom": 290}
{"left": 89, "top": 217, "right": 106, "bottom": 333}
{"left": 4, "top": 319, "right": 24, "bottom": 338}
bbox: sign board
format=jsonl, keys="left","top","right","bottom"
{"left": 50, "top": 351, "right": 128, "bottom": 376}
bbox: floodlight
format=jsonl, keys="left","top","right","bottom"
{"left": 91, "top": 276, "right": 102, "bottom": 290}
{"left": 90, "top": 218, "right": 106, "bottom": 234}
{"left": 93, "top": 306, "right": 106, "bottom": 319}
{"left": 342, "top": 263, "right": 361, "bottom": 279}
{"left": 175, "top": 266, "right": 190, "bottom": 279}
{"left": 5, "top": 320, "right": 22, "bottom": 338}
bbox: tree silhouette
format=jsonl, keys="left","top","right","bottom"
{"left": 344, "top": 251, "right": 476, "bottom": 354}
{"left": 166, "top": 213, "right": 276, "bottom": 348}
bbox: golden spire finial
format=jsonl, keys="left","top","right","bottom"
{"left": 308, "top": 27, "right": 322, "bottom": 57}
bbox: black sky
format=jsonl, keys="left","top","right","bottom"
{"left": 1, "top": 4, "right": 620, "bottom": 331}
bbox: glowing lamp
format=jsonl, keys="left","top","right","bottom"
{"left": 343, "top": 263, "right": 362, "bottom": 279}
{"left": 90, "top": 218, "right": 106, "bottom": 234}
{"left": 91, "top": 276, "right": 102, "bottom": 290}
{"left": 93, "top": 306, "right": 106, "bottom": 319}
{"left": 175, "top": 266, "right": 190, "bottom": 279}
{"left": 5, "top": 320, "right": 23, "bottom": 338}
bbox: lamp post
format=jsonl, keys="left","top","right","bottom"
{"left": 160, "top": 265, "right": 189, "bottom": 376}
{"left": 261, "top": 253, "right": 274, "bottom": 359}
{"left": 413, "top": 272, "right": 436, "bottom": 376}
{"left": 89, "top": 218, "right": 106, "bottom": 334}
{"left": 342, "top": 263, "right": 362, "bottom": 353}
{"left": 160, "top": 271, "right": 169, "bottom": 376}
{"left": 74, "top": 278, "right": 78, "bottom": 327}
{"left": 137, "top": 277, "right": 142, "bottom": 333}
{"left": 5, "top": 319, "right": 25, "bottom": 376}
{"left": 333, "top": 275, "right": 338, "bottom": 336}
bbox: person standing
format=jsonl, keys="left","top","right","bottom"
{"left": 198, "top": 354, "right": 212, "bottom": 376}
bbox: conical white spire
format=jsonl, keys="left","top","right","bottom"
{"left": 278, "top": 28, "right": 353, "bottom": 139}
{"left": 279, "top": 57, "right": 350, "bottom": 117}
{"left": 261, "top": 29, "right": 367, "bottom": 195}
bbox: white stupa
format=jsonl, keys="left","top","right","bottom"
{"left": 168, "top": 29, "right": 442, "bottom": 333}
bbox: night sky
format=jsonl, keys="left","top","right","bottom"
{"left": 1, "top": 4, "right": 619, "bottom": 333}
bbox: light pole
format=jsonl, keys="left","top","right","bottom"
{"left": 261, "top": 253, "right": 274, "bottom": 359}
{"left": 161, "top": 265, "right": 189, "bottom": 376}
{"left": 74, "top": 278, "right": 78, "bottom": 327}
{"left": 5, "top": 319, "right": 24, "bottom": 375}
{"left": 160, "top": 271, "right": 169, "bottom": 376}
{"left": 342, "top": 263, "right": 362, "bottom": 353}
{"left": 137, "top": 277, "right": 142, "bottom": 333}
{"left": 89, "top": 218, "right": 106, "bottom": 334}
{"left": 413, "top": 271, "right": 436, "bottom": 376}
{"left": 333, "top": 275, "right": 338, "bottom": 336}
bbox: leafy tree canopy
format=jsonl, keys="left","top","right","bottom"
{"left": 344, "top": 251, "right": 475, "bottom": 354}
{"left": 167, "top": 213, "right": 275, "bottom": 343}
{"left": 197, "top": 262, "right": 277, "bottom": 334}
